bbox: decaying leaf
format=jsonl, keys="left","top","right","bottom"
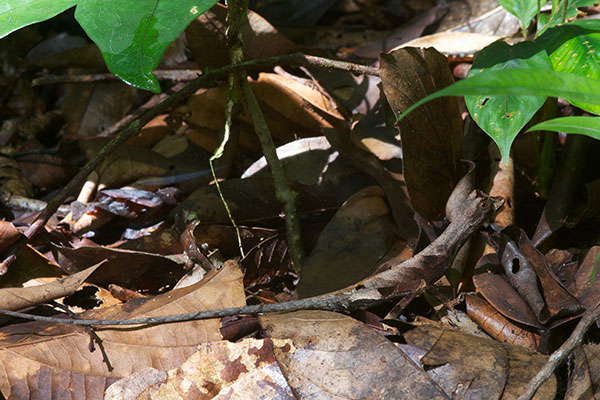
{"left": 112, "top": 338, "right": 295, "bottom": 399}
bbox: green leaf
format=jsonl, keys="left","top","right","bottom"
{"left": 527, "top": 116, "right": 600, "bottom": 139}
{"left": 75, "top": 0, "right": 218, "bottom": 93}
{"left": 398, "top": 69, "right": 600, "bottom": 123}
{"left": 465, "top": 41, "right": 551, "bottom": 161}
{"left": 498, "top": 0, "right": 538, "bottom": 32}
{"left": 0, "top": 0, "right": 77, "bottom": 39}
{"left": 537, "top": 19, "right": 600, "bottom": 114}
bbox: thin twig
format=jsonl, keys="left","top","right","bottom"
{"left": 518, "top": 302, "right": 600, "bottom": 400}
{"left": 0, "top": 290, "right": 400, "bottom": 326}
{"left": 32, "top": 70, "right": 203, "bottom": 86}
{"left": 1, "top": 53, "right": 377, "bottom": 272}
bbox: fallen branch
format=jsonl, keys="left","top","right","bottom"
{"left": 0, "top": 190, "right": 502, "bottom": 326}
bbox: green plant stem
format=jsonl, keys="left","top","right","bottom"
{"left": 561, "top": 0, "right": 569, "bottom": 23}
{"left": 227, "top": 0, "right": 305, "bottom": 272}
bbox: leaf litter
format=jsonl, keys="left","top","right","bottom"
{"left": 1, "top": 0, "right": 600, "bottom": 398}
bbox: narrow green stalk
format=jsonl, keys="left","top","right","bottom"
{"left": 226, "top": 0, "right": 305, "bottom": 272}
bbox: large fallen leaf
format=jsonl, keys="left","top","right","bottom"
{"left": 260, "top": 310, "right": 448, "bottom": 399}
{"left": 380, "top": 47, "right": 462, "bottom": 220}
{"left": 248, "top": 73, "right": 344, "bottom": 141}
{"left": 0, "top": 260, "right": 245, "bottom": 399}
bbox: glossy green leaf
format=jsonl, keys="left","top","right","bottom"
{"left": 0, "top": 0, "right": 77, "bottom": 39}
{"left": 465, "top": 41, "right": 551, "bottom": 161}
{"left": 398, "top": 69, "right": 600, "bottom": 161}
{"left": 537, "top": 19, "right": 600, "bottom": 114}
{"left": 75, "top": 0, "right": 218, "bottom": 93}
{"left": 399, "top": 69, "right": 600, "bottom": 122}
{"left": 527, "top": 116, "right": 600, "bottom": 139}
{"left": 498, "top": 0, "right": 538, "bottom": 32}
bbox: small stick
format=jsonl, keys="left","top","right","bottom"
{"left": 518, "top": 302, "right": 600, "bottom": 400}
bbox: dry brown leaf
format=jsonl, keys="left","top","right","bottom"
{"left": 473, "top": 272, "right": 542, "bottom": 329}
{"left": 466, "top": 294, "right": 539, "bottom": 351}
{"left": 0, "top": 260, "right": 245, "bottom": 399}
{"left": 113, "top": 338, "right": 295, "bottom": 399}
{"left": 248, "top": 73, "right": 344, "bottom": 141}
{"left": 2, "top": 245, "right": 63, "bottom": 288}
{"left": 0, "top": 262, "right": 100, "bottom": 311}
{"left": 0, "top": 221, "right": 21, "bottom": 254}
{"left": 61, "top": 82, "right": 136, "bottom": 138}
{"left": 296, "top": 186, "right": 397, "bottom": 298}
{"left": 404, "top": 325, "right": 556, "bottom": 400}
{"left": 260, "top": 310, "right": 448, "bottom": 399}
{"left": 380, "top": 47, "right": 462, "bottom": 220}
{"left": 55, "top": 245, "right": 186, "bottom": 292}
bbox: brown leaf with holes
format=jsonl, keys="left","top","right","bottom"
{"left": 0, "top": 260, "right": 245, "bottom": 400}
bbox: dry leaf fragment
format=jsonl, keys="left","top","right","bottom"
{"left": 0, "top": 262, "right": 101, "bottom": 311}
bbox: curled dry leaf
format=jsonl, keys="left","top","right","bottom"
{"left": 0, "top": 262, "right": 100, "bottom": 311}
{"left": 260, "top": 310, "right": 448, "bottom": 399}
{"left": 0, "top": 221, "right": 21, "bottom": 254}
{"left": 0, "top": 260, "right": 245, "bottom": 400}
{"left": 466, "top": 294, "right": 539, "bottom": 351}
